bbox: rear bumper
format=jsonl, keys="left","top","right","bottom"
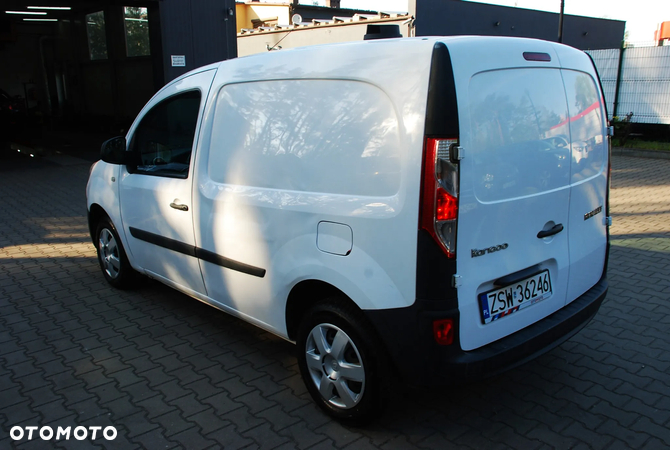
{"left": 363, "top": 274, "right": 607, "bottom": 387}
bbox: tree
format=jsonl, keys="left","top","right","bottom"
{"left": 124, "top": 7, "right": 150, "bottom": 57}
{"left": 86, "top": 11, "right": 108, "bottom": 60}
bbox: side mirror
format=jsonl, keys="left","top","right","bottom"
{"left": 100, "top": 136, "right": 130, "bottom": 165}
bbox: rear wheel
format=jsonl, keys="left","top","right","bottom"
{"left": 95, "top": 218, "right": 138, "bottom": 289}
{"left": 297, "top": 299, "right": 389, "bottom": 425}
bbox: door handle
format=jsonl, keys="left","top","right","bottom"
{"left": 537, "top": 223, "right": 563, "bottom": 239}
{"left": 170, "top": 202, "right": 189, "bottom": 212}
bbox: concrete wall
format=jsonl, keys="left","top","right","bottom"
{"left": 236, "top": 3, "right": 291, "bottom": 32}
{"left": 415, "top": 0, "right": 625, "bottom": 51}
{"left": 237, "top": 18, "right": 410, "bottom": 57}
{"left": 293, "top": 5, "right": 378, "bottom": 21}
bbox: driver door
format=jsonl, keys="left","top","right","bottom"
{"left": 118, "top": 69, "right": 215, "bottom": 294}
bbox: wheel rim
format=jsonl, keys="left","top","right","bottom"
{"left": 98, "top": 228, "right": 121, "bottom": 279}
{"left": 305, "top": 323, "right": 365, "bottom": 409}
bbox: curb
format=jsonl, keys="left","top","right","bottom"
{"left": 612, "top": 147, "right": 670, "bottom": 159}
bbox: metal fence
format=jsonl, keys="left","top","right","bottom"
{"left": 587, "top": 44, "right": 670, "bottom": 125}
{"left": 587, "top": 48, "right": 619, "bottom": 120}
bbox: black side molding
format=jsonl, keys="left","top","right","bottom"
{"left": 196, "top": 248, "right": 266, "bottom": 278}
{"left": 128, "top": 227, "right": 266, "bottom": 278}
{"left": 129, "top": 227, "right": 196, "bottom": 257}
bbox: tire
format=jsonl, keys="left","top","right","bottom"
{"left": 296, "top": 299, "right": 389, "bottom": 425}
{"left": 95, "top": 218, "right": 138, "bottom": 289}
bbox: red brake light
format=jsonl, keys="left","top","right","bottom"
{"left": 420, "top": 137, "right": 459, "bottom": 258}
{"left": 433, "top": 319, "right": 454, "bottom": 345}
{"left": 523, "top": 52, "right": 551, "bottom": 62}
{"left": 436, "top": 188, "right": 458, "bottom": 221}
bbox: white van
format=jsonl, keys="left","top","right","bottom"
{"left": 86, "top": 35, "right": 610, "bottom": 424}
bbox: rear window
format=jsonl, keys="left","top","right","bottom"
{"left": 468, "top": 68, "right": 571, "bottom": 202}
{"left": 561, "top": 70, "right": 606, "bottom": 183}
{"left": 207, "top": 79, "right": 401, "bottom": 196}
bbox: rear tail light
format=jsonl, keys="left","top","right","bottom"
{"left": 420, "top": 137, "right": 459, "bottom": 258}
{"left": 436, "top": 188, "right": 457, "bottom": 221}
{"left": 433, "top": 318, "right": 454, "bottom": 345}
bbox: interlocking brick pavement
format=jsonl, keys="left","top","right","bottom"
{"left": 0, "top": 153, "right": 669, "bottom": 449}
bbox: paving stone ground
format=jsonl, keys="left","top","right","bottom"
{"left": 0, "top": 153, "right": 669, "bottom": 449}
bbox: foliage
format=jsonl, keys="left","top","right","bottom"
{"left": 124, "top": 7, "right": 150, "bottom": 57}
{"left": 612, "top": 112, "right": 634, "bottom": 145}
{"left": 86, "top": 11, "right": 108, "bottom": 60}
{"left": 612, "top": 138, "right": 670, "bottom": 151}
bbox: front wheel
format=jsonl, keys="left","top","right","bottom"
{"left": 296, "top": 300, "right": 389, "bottom": 425}
{"left": 95, "top": 218, "right": 138, "bottom": 289}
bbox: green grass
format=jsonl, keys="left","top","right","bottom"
{"left": 612, "top": 138, "right": 670, "bottom": 151}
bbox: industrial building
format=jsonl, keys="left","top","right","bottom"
{"left": 1, "top": 0, "right": 624, "bottom": 133}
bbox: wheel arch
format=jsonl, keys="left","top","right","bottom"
{"left": 87, "top": 203, "right": 110, "bottom": 245}
{"left": 291, "top": 280, "right": 395, "bottom": 424}
{"left": 285, "top": 279, "right": 361, "bottom": 341}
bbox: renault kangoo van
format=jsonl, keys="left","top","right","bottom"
{"left": 87, "top": 35, "right": 611, "bottom": 423}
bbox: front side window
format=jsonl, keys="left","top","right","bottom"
{"left": 124, "top": 6, "right": 150, "bottom": 57}
{"left": 86, "top": 11, "right": 108, "bottom": 60}
{"left": 129, "top": 90, "right": 201, "bottom": 178}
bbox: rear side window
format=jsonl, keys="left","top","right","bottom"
{"left": 468, "top": 68, "right": 571, "bottom": 203}
{"left": 207, "top": 80, "right": 401, "bottom": 196}
{"left": 129, "top": 90, "right": 201, "bottom": 178}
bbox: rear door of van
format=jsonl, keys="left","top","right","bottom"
{"left": 446, "top": 38, "right": 607, "bottom": 351}
{"left": 554, "top": 47, "right": 609, "bottom": 304}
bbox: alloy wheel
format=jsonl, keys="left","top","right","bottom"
{"left": 304, "top": 323, "right": 365, "bottom": 409}
{"left": 98, "top": 228, "right": 121, "bottom": 279}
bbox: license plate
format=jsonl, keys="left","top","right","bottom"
{"left": 479, "top": 270, "right": 552, "bottom": 324}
